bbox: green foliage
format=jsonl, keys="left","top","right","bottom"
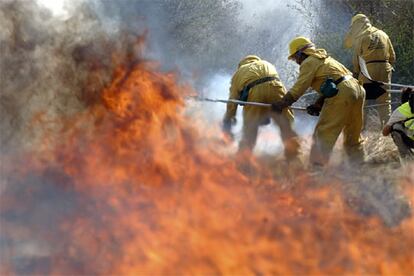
{"left": 292, "top": 0, "right": 413, "bottom": 84}
{"left": 345, "top": 0, "right": 414, "bottom": 84}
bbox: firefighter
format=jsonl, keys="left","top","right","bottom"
{"left": 344, "top": 13, "right": 396, "bottom": 125}
{"left": 382, "top": 88, "right": 414, "bottom": 163}
{"left": 222, "top": 55, "right": 300, "bottom": 160}
{"left": 272, "top": 37, "right": 366, "bottom": 168}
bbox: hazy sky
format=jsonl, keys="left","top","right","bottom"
{"left": 239, "top": 0, "right": 290, "bottom": 19}
{"left": 36, "top": 0, "right": 67, "bottom": 15}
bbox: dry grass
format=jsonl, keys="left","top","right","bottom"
{"left": 252, "top": 112, "right": 413, "bottom": 227}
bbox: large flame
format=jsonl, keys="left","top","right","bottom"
{"left": 1, "top": 43, "right": 413, "bottom": 275}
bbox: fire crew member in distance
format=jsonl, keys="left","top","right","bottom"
{"left": 344, "top": 13, "right": 396, "bottom": 125}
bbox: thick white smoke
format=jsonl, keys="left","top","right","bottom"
{"left": 0, "top": 0, "right": 321, "bottom": 156}
{"left": 0, "top": 0, "right": 137, "bottom": 154}
{"left": 197, "top": 0, "right": 319, "bottom": 156}
{"left": 36, "top": 0, "right": 68, "bottom": 17}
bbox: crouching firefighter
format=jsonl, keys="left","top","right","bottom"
{"left": 382, "top": 88, "right": 414, "bottom": 163}
{"left": 222, "top": 55, "right": 300, "bottom": 160}
{"left": 271, "top": 37, "right": 366, "bottom": 168}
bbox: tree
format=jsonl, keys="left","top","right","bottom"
{"left": 291, "top": 0, "right": 414, "bottom": 84}
{"left": 343, "top": 0, "right": 414, "bottom": 84}
{"left": 99, "top": 0, "right": 243, "bottom": 77}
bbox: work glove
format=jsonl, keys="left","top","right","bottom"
{"left": 222, "top": 117, "right": 236, "bottom": 140}
{"left": 306, "top": 104, "right": 321, "bottom": 116}
{"left": 306, "top": 96, "right": 325, "bottom": 116}
{"left": 271, "top": 93, "right": 296, "bottom": 114}
{"left": 352, "top": 71, "right": 359, "bottom": 79}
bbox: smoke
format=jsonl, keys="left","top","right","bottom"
{"left": 238, "top": 0, "right": 309, "bottom": 75}
{"left": 0, "top": 0, "right": 139, "bottom": 154}
{"left": 93, "top": 0, "right": 315, "bottom": 82}
{"left": 36, "top": 0, "right": 69, "bottom": 17}
{"left": 0, "top": 0, "right": 320, "bottom": 156}
{"left": 0, "top": 1, "right": 413, "bottom": 274}
{"left": 190, "top": 0, "right": 319, "bottom": 155}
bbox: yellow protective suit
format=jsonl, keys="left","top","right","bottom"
{"left": 290, "top": 48, "right": 366, "bottom": 166}
{"left": 223, "top": 55, "right": 299, "bottom": 159}
{"left": 344, "top": 14, "right": 396, "bottom": 124}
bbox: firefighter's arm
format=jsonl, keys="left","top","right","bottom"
{"left": 388, "top": 38, "right": 396, "bottom": 65}
{"left": 223, "top": 77, "right": 240, "bottom": 122}
{"left": 352, "top": 39, "right": 363, "bottom": 75}
{"left": 383, "top": 109, "right": 407, "bottom": 136}
{"left": 222, "top": 75, "right": 240, "bottom": 139}
{"left": 289, "top": 60, "right": 317, "bottom": 100}
{"left": 352, "top": 52, "right": 359, "bottom": 76}
{"left": 272, "top": 62, "right": 316, "bottom": 113}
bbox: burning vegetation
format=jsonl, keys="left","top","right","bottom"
{"left": 1, "top": 36, "right": 414, "bottom": 274}
{"left": 1, "top": 1, "right": 414, "bottom": 275}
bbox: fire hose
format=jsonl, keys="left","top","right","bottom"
{"left": 191, "top": 58, "right": 413, "bottom": 110}
{"left": 190, "top": 97, "right": 399, "bottom": 110}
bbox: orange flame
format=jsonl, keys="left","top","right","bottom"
{"left": 1, "top": 44, "right": 413, "bottom": 275}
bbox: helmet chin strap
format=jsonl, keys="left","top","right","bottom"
{"left": 294, "top": 43, "right": 314, "bottom": 61}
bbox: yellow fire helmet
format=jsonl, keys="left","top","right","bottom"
{"left": 288, "top": 36, "right": 315, "bottom": 60}
{"left": 238, "top": 55, "right": 261, "bottom": 68}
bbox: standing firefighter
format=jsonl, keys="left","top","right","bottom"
{"left": 222, "top": 55, "right": 300, "bottom": 160}
{"left": 344, "top": 13, "right": 396, "bottom": 125}
{"left": 272, "top": 37, "right": 366, "bottom": 168}
{"left": 383, "top": 88, "right": 414, "bottom": 163}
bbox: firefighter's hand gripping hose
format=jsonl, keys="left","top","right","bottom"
{"left": 271, "top": 93, "right": 296, "bottom": 113}
{"left": 306, "top": 104, "right": 321, "bottom": 116}
{"left": 306, "top": 96, "right": 325, "bottom": 116}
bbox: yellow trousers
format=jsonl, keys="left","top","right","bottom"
{"left": 310, "top": 79, "right": 365, "bottom": 165}
{"left": 359, "top": 62, "right": 392, "bottom": 125}
{"left": 239, "top": 82, "right": 300, "bottom": 160}
{"left": 240, "top": 107, "right": 300, "bottom": 159}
